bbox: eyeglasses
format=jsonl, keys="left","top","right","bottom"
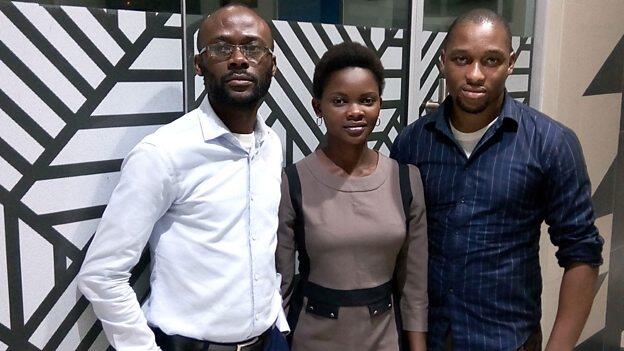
{"left": 199, "top": 43, "right": 273, "bottom": 64}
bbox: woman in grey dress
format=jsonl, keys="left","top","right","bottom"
{"left": 276, "top": 42, "right": 428, "bottom": 351}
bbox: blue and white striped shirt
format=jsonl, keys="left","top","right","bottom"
{"left": 391, "top": 94, "right": 603, "bottom": 351}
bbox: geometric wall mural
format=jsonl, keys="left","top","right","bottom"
{"left": 0, "top": 2, "right": 409, "bottom": 350}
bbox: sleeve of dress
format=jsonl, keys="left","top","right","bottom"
{"left": 275, "top": 171, "right": 297, "bottom": 311}
{"left": 397, "top": 164, "right": 428, "bottom": 332}
{"left": 77, "top": 142, "right": 176, "bottom": 351}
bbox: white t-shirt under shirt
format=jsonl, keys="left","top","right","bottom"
{"left": 232, "top": 132, "right": 255, "bottom": 153}
{"left": 450, "top": 117, "right": 499, "bottom": 158}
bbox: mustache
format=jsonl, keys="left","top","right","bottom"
{"left": 221, "top": 71, "right": 258, "bottom": 83}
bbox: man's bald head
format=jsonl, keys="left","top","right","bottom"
{"left": 444, "top": 8, "right": 512, "bottom": 52}
{"left": 196, "top": 4, "right": 273, "bottom": 52}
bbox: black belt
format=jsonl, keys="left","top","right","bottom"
{"left": 152, "top": 327, "right": 267, "bottom": 351}
{"left": 302, "top": 280, "right": 394, "bottom": 319}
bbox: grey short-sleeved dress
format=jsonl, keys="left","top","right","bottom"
{"left": 276, "top": 151, "right": 428, "bottom": 351}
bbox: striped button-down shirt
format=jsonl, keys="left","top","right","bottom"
{"left": 391, "top": 94, "right": 603, "bottom": 351}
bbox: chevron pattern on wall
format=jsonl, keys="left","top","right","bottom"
{"left": 0, "top": 2, "right": 409, "bottom": 350}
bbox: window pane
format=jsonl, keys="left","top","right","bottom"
{"left": 424, "top": 0, "right": 534, "bottom": 36}
{"left": 30, "top": 0, "right": 181, "bottom": 12}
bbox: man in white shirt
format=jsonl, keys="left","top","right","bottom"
{"left": 77, "top": 5, "right": 289, "bottom": 351}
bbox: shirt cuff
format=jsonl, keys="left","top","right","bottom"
{"left": 275, "top": 308, "right": 290, "bottom": 334}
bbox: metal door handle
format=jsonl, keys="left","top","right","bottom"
{"left": 422, "top": 77, "right": 447, "bottom": 113}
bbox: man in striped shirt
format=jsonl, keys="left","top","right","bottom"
{"left": 391, "top": 8, "right": 603, "bottom": 351}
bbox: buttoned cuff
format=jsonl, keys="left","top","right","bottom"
{"left": 275, "top": 308, "right": 290, "bottom": 334}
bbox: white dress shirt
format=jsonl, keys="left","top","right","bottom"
{"left": 78, "top": 98, "right": 288, "bottom": 351}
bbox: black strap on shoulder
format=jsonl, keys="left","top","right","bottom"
{"left": 393, "top": 162, "right": 413, "bottom": 351}
{"left": 398, "top": 163, "right": 413, "bottom": 220}
{"left": 284, "top": 164, "right": 309, "bottom": 343}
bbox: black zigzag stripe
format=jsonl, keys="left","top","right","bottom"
{"left": 87, "top": 7, "right": 133, "bottom": 52}
{"left": 289, "top": 22, "right": 322, "bottom": 64}
{"left": 9, "top": 12, "right": 174, "bottom": 200}
{"left": 420, "top": 49, "right": 442, "bottom": 88}
{"left": 376, "top": 28, "right": 401, "bottom": 55}
{"left": 46, "top": 6, "right": 115, "bottom": 74}
{"left": 1, "top": 3, "right": 94, "bottom": 96}
{"left": 334, "top": 25, "right": 352, "bottom": 43}
{"left": 38, "top": 206, "right": 106, "bottom": 227}
{"left": 311, "top": 23, "right": 335, "bottom": 49}
{"left": 120, "top": 70, "right": 183, "bottom": 82}
{"left": 0, "top": 138, "right": 31, "bottom": 175}
{"left": 87, "top": 112, "right": 180, "bottom": 129}
{"left": 0, "top": 41, "right": 75, "bottom": 124}
{"left": 356, "top": 27, "right": 377, "bottom": 52}
{"left": 0, "top": 91, "right": 54, "bottom": 146}
{"left": 271, "top": 22, "right": 314, "bottom": 94}
{"left": 39, "top": 160, "right": 124, "bottom": 180}
{"left": 372, "top": 108, "right": 402, "bottom": 150}
{"left": 4, "top": 206, "right": 24, "bottom": 335}
{"left": 264, "top": 94, "right": 312, "bottom": 158}
{"left": 421, "top": 32, "right": 438, "bottom": 59}
{"left": 272, "top": 69, "right": 322, "bottom": 140}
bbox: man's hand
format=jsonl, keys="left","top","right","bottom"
{"left": 544, "top": 262, "right": 599, "bottom": 351}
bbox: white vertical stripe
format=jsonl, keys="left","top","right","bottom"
{"left": 0, "top": 11, "right": 86, "bottom": 113}
{"left": 14, "top": 2, "right": 106, "bottom": 89}
{"left": 273, "top": 21, "right": 316, "bottom": 81}
{"left": 0, "top": 60, "right": 65, "bottom": 137}
{"left": 62, "top": 6, "right": 124, "bottom": 65}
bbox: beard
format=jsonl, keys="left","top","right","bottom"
{"left": 205, "top": 69, "right": 272, "bottom": 108}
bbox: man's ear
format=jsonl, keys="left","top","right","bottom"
{"left": 194, "top": 54, "right": 203, "bottom": 76}
{"left": 312, "top": 98, "right": 321, "bottom": 116}
{"left": 271, "top": 55, "right": 277, "bottom": 76}
{"left": 507, "top": 51, "right": 516, "bottom": 75}
{"left": 439, "top": 49, "right": 446, "bottom": 77}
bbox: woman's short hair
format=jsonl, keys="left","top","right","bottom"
{"left": 312, "top": 42, "right": 385, "bottom": 99}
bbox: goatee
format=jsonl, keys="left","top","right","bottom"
{"left": 205, "top": 70, "right": 272, "bottom": 108}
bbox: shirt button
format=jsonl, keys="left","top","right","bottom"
{"left": 254, "top": 273, "right": 259, "bottom": 281}
{"left": 255, "top": 314, "right": 260, "bottom": 321}
{"left": 251, "top": 235, "right": 257, "bottom": 241}
{"left": 459, "top": 197, "right": 465, "bottom": 204}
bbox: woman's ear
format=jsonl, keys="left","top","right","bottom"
{"left": 312, "top": 98, "right": 322, "bottom": 116}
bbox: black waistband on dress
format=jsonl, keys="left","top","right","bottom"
{"left": 302, "top": 280, "right": 394, "bottom": 319}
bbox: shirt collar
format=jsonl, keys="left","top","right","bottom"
{"left": 197, "top": 97, "right": 270, "bottom": 143}
{"left": 425, "top": 91, "right": 519, "bottom": 134}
